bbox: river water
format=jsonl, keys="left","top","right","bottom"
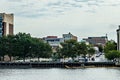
{"left": 0, "top": 68, "right": 120, "bottom": 80}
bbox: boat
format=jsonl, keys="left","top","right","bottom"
{"left": 65, "top": 65, "right": 85, "bottom": 69}
{"left": 65, "top": 64, "right": 96, "bottom": 69}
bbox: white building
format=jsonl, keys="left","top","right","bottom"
{"left": 63, "top": 32, "right": 77, "bottom": 41}
{"left": 43, "top": 33, "right": 77, "bottom": 52}
{"left": 43, "top": 36, "right": 64, "bottom": 52}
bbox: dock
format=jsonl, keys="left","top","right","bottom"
{"left": 0, "top": 62, "right": 117, "bottom": 69}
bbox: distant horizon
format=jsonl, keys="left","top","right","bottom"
{"left": 13, "top": 31, "right": 114, "bottom": 42}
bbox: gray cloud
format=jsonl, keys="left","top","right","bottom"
{"left": 1, "top": 0, "right": 111, "bottom": 18}
{"left": 6, "top": 0, "right": 22, "bottom": 2}
{"left": 1, "top": 0, "right": 120, "bottom": 19}
{"left": 74, "top": 0, "right": 89, "bottom": 2}
{"left": 2, "top": 0, "right": 120, "bottom": 18}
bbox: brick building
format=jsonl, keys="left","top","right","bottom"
{"left": 83, "top": 36, "right": 108, "bottom": 47}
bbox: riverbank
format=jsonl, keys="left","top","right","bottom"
{"left": 0, "top": 62, "right": 118, "bottom": 69}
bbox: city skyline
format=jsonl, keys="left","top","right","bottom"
{"left": 0, "top": 0, "right": 120, "bottom": 41}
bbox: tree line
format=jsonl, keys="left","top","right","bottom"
{"left": 104, "top": 40, "right": 120, "bottom": 61}
{"left": 56, "top": 39, "right": 120, "bottom": 62}
{"left": 1, "top": 32, "right": 119, "bottom": 62}
{"left": 0, "top": 33, "right": 52, "bottom": 62}
{"left": 53, "top": 40, "right": 96, "bottom": 61}
{"left": 0, "top": 33, "right": 96, "bottom": 62}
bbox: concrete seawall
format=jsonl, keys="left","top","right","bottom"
{"left": 0, "top": 62, "right": 117, "bottom": 69}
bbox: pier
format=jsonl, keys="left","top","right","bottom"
{"left": 0, "top": 62, "right": 117, "bottom": 68}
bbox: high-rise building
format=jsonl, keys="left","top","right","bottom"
{"left": 0, "top": 13, "right": 14, "bottom": 36}
{"left": 117, "top": 26, "right": 120, "bottom": 50}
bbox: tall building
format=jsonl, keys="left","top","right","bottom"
{"left": 63, "top": 32, "right": 77, "bottom": 41}
{"left": 117, "top": 26, "right": 120, "bottom": 50}
{"left": 83, "top": 36, "right": 108, "bottom": 47}
{"left": 0, "top": 13, "right": 14, "bottom": 36}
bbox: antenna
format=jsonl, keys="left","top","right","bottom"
{"left": 106, "top": 34, "right": 107, "bottom": 37}
{"left": 106, "top": 34, "right": 108, "bottom": 40}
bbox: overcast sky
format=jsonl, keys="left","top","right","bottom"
{"left": 0, "top": 0, "right": 120, "bottom": 41}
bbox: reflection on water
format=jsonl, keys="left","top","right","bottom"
{"left": 0, "top": 68, "right": 120, "bottom": 80}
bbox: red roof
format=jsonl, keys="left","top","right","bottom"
{"left": 47, "top": 36, "right": 58, "bottom": 38}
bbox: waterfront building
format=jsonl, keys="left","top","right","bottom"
{"left": 43, "top": 36, "right": 64, "bottom": 52}
{"left": 0, "top": 13, "right": 14, "bottom": 36}
{"left": 63, "top": 32, "right": 77, "bottom": 41}
{"left": 83, "top": 36, "right": 108, "bottom": 47}
{"left": 117, "top": 26, "right": 120, "bottom": 50}
{"left": 43, "top": 33, "right": 77, "bottom": 52}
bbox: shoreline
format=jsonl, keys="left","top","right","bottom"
{"left": 0, "top": 62, "right": 119, "bottom": 69}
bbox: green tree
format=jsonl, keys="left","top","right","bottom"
{"left": 75, "top": 42, "right": 82, "bottom": 56}
{"left": 79, "top": 42, "right": 88, "bottom": 58}
{"left": 88, "top": 47, "right": 95, "bottom": 57}
{"left": 104, "top": 40, "right": 117, "bottom": 53}
{"left": 104, "top": 40, "right": 118, "bottom": 61}
{"left": 52, "top": 47, "right": 63, "bottom": 61}
{"left": 6, "top": 35, "right": 18, "bottom": 61}
{"left": 0, "top": 36, "right": 8, "bottom": 61}
{"left": 59, "top": 40, "right": 95, "bottom": 61}
{"left": 105, "top": 50, "right": 120, "bottom": 60}
{"left": 28, "top": 38, "right": 41, "bottom": 61}
{"left": 98, "top": 45, "right": 103, "bottom": 53}
{"left": 27, "top": 37, "right": 52, "bottom": 62}
{"left": 60, "top": 40, "right": 77, "bottom": 59}
{"left": 0, "top": 32, "right": 52, "bottom": 62}
{"left": 42, "top": 43, "right": 52, "bottom": 58}
{"left": 0, "top": 35, "right": 21, "bottom": 61}
{"left": 15, "top": 33, "right": 32, "bottom": 62}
